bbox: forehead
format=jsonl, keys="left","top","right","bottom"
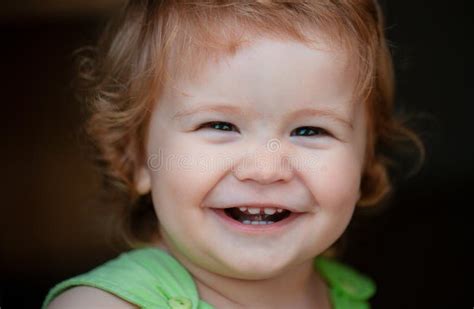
{"left": 155, "top": 36, "right": 361, "bottom": 134}
{"left": 161, "top": 35, "right": 356, "bottom": 110}
{"left": 164, "top": 13, "right": 357, "bottom": 86}
{"left": 147, "top": 5, "right": 375, "bottom": 117}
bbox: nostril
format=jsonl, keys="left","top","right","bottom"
{"left": 232, "top": 155, "right": 294, "bottom": 185}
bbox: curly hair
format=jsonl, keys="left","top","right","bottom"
{"left": 75, "top": 0, "right": 425, "bottom": 248}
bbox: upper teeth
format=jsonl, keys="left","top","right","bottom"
{"left": 248, "top": 207, "right": 260, "bottom": 214}
{"left": 238, "top": 207, "right": 284, "bottom": 215}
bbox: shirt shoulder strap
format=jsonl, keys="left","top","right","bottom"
{"left": 314, "top": 256, "right": 377, "bottom": 309}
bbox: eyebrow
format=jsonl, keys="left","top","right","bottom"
{"left": 172, "top": 103, "right": 353, "bottom": 129}
{"left": 173, "top": 104, "right": 245, "bottom": 120}
{"left": 289, "top": 107, "right": 353, "bottom": 129}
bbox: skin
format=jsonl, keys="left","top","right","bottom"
{"left": 136, "top": 36, "right": 368, "bottom": 308}
{"left": 49, "top": 35, "right": 367, "bottom": 309}
{"left": 48, "top": 286, "right": 137, "bottom": 309}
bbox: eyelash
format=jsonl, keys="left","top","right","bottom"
{"left": 197, "top": 121, "right": 330, "bottom": 137}
{"left": 198, "top": 121, "right": 240, "bottom": 133}
{"left": 291, "top": 126, "right": 329, "bottom": 137}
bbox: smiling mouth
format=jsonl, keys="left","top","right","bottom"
{"left": 223, "top": 207, "right": 291, "bottom": 225}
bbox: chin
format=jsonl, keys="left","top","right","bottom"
{"left": 213, "top": 251, "right": 296, "bottom": 280}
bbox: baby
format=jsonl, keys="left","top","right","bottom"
{"left": 44, "top": 0, "right": 424, "bottom": 308}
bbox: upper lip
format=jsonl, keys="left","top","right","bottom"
{"left": 210, "top": 202, "right": 304, "bottom": 213}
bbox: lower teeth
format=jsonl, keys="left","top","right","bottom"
{"left": 242, "top": 220, "right": 274, "bottom": 225}
{"left": 223, "top": 207, "right": 290, "bottom": 225}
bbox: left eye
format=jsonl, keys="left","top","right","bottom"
{"left": 291, "top": 126, "right": 329, "bottom": 137}
{"left": 197, "top": 121, "right": 239, "bottom": 132}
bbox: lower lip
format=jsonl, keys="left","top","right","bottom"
{"left": 209, "top": 208, "right": 303, "bottom": 234}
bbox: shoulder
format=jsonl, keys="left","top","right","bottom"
{"left": 46, "top": 286, "right": 137, "bottom": 309}
{"left": 43, "top": 247, "right": 199, "bottom": 308}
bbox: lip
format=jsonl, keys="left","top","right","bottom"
{"left": 209, "top": 208, "right": 303, "bottom": 235}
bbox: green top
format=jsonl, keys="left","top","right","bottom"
{"left": 42, "top": 247, "right": 376, "bottom": 309}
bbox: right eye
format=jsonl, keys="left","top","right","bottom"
{"left": 197, "top": 121, "right": 240, "bottom": 133}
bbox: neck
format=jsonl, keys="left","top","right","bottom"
{"left": 194, "top": 261, "right": 329, "bottom": 309}
{"left": 156, "top": 243, "right": 331, "bottom": 309}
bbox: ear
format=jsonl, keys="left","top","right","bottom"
{"left": 135, "top": 166, "right": 151, "bottom": 195}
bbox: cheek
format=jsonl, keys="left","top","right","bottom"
{"left": 148, "top": 151, "right": 201, "bottom": 206}
{"left": 147, "top": 151, "right": 208, "bottom": 250}
{"left": 147, "top": 141, "right": 228, "bottom": 215}
{"left": 309, "top": 150, "right": 362, "bottom": 212}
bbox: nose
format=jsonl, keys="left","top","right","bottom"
{"left": 232, "top": 139, "right": 294, "bottom": 185}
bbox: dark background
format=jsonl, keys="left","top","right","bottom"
{"left": 1, "top": 1, "right": 472, "bottom": 308}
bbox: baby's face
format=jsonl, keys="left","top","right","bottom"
{"left": 137, "top": 36, "right": 367, "bottom": 279}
